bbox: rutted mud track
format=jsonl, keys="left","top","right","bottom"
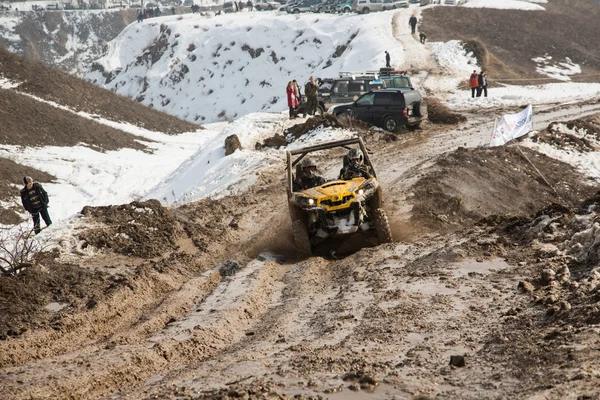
{"left": 2, "top": 102, "right": 600, "bottom": 399}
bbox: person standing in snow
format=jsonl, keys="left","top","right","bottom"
{"left": 20, "top": 176, "right": 52, "bottom": 235}
{"left": 137, "top": 9, "right": 143, "bottom": 22}
{"left": 477, "top": 71, "right": 488, "bottom": 97}
{"left": 469, "top": 70, "right": 479, "bottom": 98}
{"left": 293, "top": 79, "right": 302, "bottom": 117}
{"left": 385, "top": 51, "right": 391, "bottom": 68}
{"left": 247, "top": 0, "right": 253, "bottom": 10}
{"left": 304, "top": 76, "right": 319, "bottom": 116}
{"left": 287, "top": 81, "right": 299, "bottom": 120}
{"left": 409, "top": 15, "right": 418, "bottom": 35}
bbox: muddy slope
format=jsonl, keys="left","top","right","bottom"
{"left": 410, "top": 145, "right": 598, "bottom": 231}
{"left": 1, "top": 108, "right": 600, "bottom": 399}
{"left": 421, "top": 0, "right": 600, "bottom": 83}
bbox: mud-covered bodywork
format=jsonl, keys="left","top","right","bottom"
{"left": 286, "top": 137, "right": 392, "bottom": 256}
{"left": 291, "top": 177, "right": 380, "bottom": 236}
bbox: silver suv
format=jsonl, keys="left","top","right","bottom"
{"left": 382, "top": 0, "right": 408, "bottom": 9}
{"left": 353, "top": 0, "right": 383, "bottom": 13}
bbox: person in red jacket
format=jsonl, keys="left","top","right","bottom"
{"left": 469, "top": 70, "right": 479, "bottom": 98}
{"left": 286, "top": 81, "right": 298, "bottom": 120}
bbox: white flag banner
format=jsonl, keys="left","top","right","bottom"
{"left": 490, "top": 105, "right": 533, "bottom": 147}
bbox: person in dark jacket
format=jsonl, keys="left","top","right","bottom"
{"left": 477, "top": 71, "right": 488, "bottom": 97}
{"left": 304, "top": 76, "right": 319, "bottom": 116}
{"left": 293, "top": 158, "right": 325, "bottom": 191}
{"left": 385, "top": 51, "right": 391, "bottom": 68}
{"left": 409, "top": 15, "right": 418, "bottom": 34}
{"left": 339, "top": 148, "right": 372, "bottom": 180}
{"left": 20, "top": 176, "right": 52, "bottom": 234}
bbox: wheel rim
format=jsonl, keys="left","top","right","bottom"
{"left": 385, "top": 118, "right": 397, "bottom": 131}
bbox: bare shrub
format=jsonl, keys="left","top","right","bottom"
{"left": 0, "top": 225, "right": 47, "bottom": 276}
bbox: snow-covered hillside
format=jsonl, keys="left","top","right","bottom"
{"left": 0, "top": 9, "right": 135, "bottom": 75}
{"left": 86, "top": 11, "right": 404, "bottom": 123}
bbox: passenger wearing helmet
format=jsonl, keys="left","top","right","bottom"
{"left": 339, "top": 148, "right": 372, "bottom": 180}
{"left": 293, "top": 157, "right": 326, "bottom": 191}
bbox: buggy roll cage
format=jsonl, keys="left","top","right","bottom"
{"left": 285, "top": 137, "right": 375, "bottom": 199}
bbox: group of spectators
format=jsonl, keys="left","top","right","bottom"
{"left": 232, "top": 1, "right": 255, "bottom": 12}
{"left": 136, "top": 7, "right": 164, "bottom": 22}
{"left": 469, "top": 70, "right": 489, "bottom": 98}
{"left": 286, "top": 76, "right": 319, "bottom": 120}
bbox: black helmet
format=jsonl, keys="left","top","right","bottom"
{"left": 347, "top": 148, "right": 363, "bottom": 168}
{"left": 301, "top": 157, "right": 317, "bottom": 178}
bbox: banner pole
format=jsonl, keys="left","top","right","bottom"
{"left": 515, "top": 145, "right": 564, "bottom": 203}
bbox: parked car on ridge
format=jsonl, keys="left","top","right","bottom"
{"left": 382, "top": 0, "right": 408, "bottom": 9}
{"left": 254, "top": 0, "right": 281, "bottom": 10}
{"left": 353, "top": 0, "right": 383, "bottom": 14}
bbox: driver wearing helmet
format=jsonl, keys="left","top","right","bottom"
{"left": 293, "top": 157, "right": 326, "bottom": 191}
{"left": 339, "top": 148, "right": 372, "bottom": 180}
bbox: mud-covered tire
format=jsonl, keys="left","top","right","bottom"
{"left": 316, "top": 105, "right": 324, "bottom": 116}
{"left": 293, "top": 220, "right": 312, "bottom": 257}
{"left": 383, "top": 116, "right": 399, "bottom": 132}
{"left": 374, "top": 208, "right": 393, "bottom": 244}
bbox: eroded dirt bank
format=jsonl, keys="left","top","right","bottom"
{"left": 1, "top": 105, "right": 600, "bottom": 399}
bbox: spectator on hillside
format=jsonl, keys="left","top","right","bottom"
{"left": 238, "top": 1, "right": 244, "bottom": 10}
{"left": 477, "top": 71, "right": 488, "bottom": 97}
{"left": 293, "top": 79, "right": 302, "bottom": 117}
{"left": 20, "top": 176, "right": 52, "bottom": 235}
{"left": 247, "top": 0, "right": 253, "bottom": 10}
{"left": 155, "top": 6, "right": 161, "bottom": 16}
{"left": 286, "top": 81, "right": 299, "bottom": 120}
{"left": 385, "top": 51, "right": 391, "bottom": 68}
{"left": 137, "top": 9, "right": 143, "bottom": 22}
{"left": 469, "top": 70, "right": 479, "bottom": 98}
{"left": 409, "top": 15, "right": 418, "bottom": 34}
{"left": 171, "top": 6, "right": 176, "bottom": 14}
{"left": 304, "top": 76, "right": 319, "bottom": 116}
{"left": 419, "top": 32, "right": 427, "bottom": 44}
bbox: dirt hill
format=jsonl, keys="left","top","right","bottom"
{"left": 0, "top": 47, "right": 200, "bottom": 135}
{"left": 421, "top": 0, "right": 600, "bottom": 84}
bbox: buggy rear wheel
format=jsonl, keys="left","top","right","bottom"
{"left": 292, "top": 219, "right": 312, "bottom": 257}
{"left": 374, "top": 208, "right": 393, "bottom": 244}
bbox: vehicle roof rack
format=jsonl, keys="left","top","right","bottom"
{"left": 338, "top": 69, "right": 408, "bottom": 78}
{"left": 338, "top": 71, "right": 380, "bottom": 79}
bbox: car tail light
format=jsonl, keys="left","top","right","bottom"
{"left": 403, "top": 108, "right": 408, "bottom": 117}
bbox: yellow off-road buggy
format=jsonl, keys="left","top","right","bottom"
{"left": 286, "top": 137, "right": 393, "bottom": 256}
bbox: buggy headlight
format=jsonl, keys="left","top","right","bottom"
{"left": 358, "top": 189, "right": 364, "bottom": 196}
{"left": 297, "top": 196, "right": 317, "bottom": 208}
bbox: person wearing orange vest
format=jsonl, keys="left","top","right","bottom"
{"left": 469, "top": 70, "right": 479, "bottom": 98}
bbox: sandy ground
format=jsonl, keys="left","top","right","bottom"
{"left": 2, "top": 96, "right": 600, "bottom": 399}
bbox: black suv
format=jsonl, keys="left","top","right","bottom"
{"left": 330, "top": 89, "right": 427, "bottom": 132}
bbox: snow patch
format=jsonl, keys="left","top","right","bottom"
{"left": 532, "top": 55, "right": 582, "bottom": 82}
{"left": 463, "top": 0, "right": 546, "bottom": 10}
